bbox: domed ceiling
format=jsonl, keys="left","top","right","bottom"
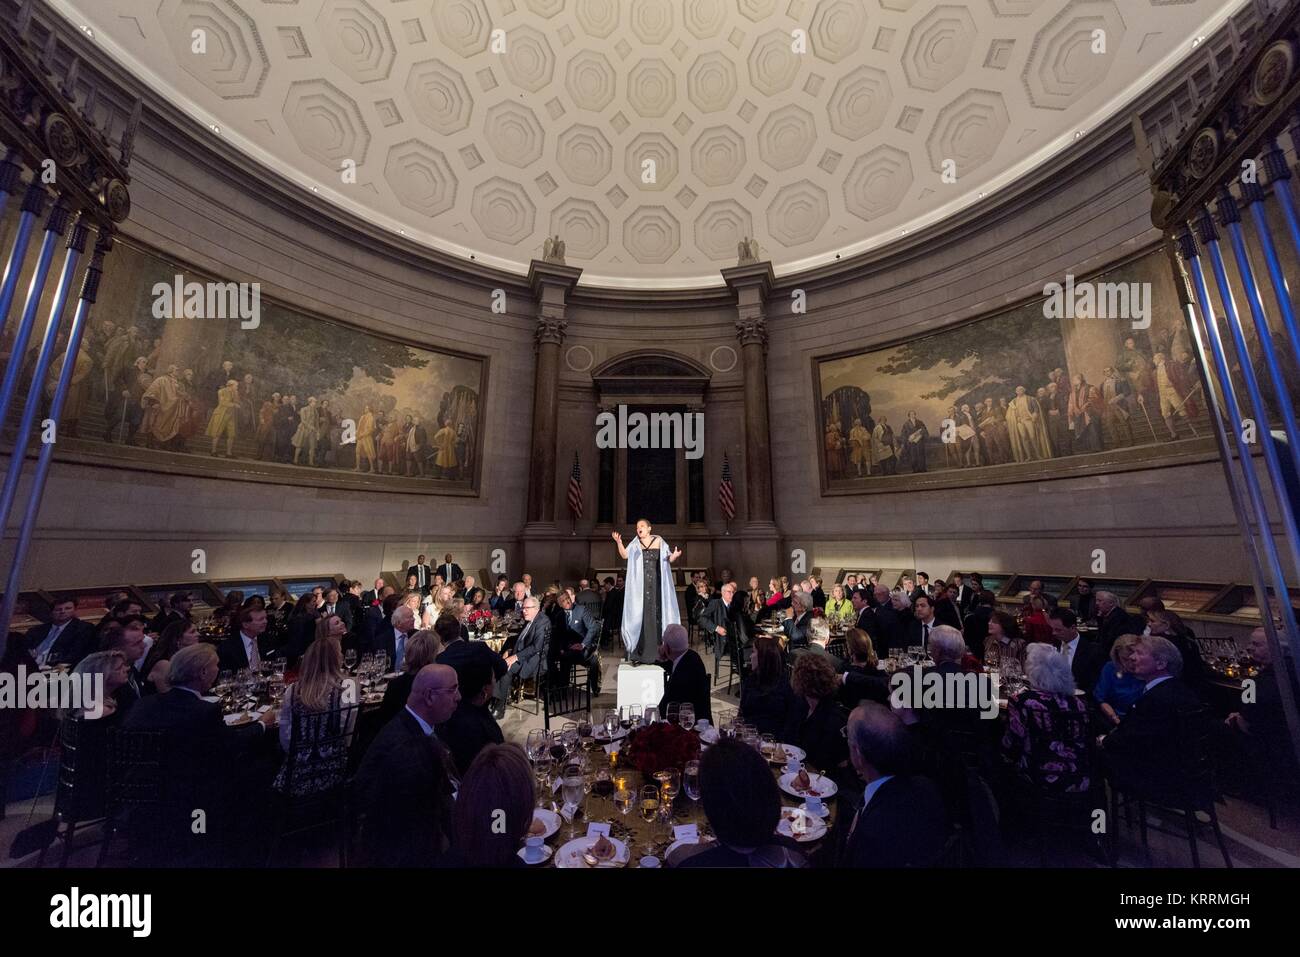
{"left": 51, "top": 0, "right": 1244, "bottom": 288}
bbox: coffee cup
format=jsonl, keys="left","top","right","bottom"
{"left": 524, "top": 836, "right": 545, "bottom": 862}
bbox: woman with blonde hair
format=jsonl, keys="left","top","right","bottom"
{"left": 825, "top": 583, "right": 853, "bottom": 622}
{"left": 1093, "top": 634, "right": 1144, "bottom": 726}
{"left": 274, "top": 633, "right": 358, "bottom": 796}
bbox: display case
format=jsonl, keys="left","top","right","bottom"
{"left": 44, "top": 584, "right": 155, "bottom": 622}
{"left": 138, "top": 581, "right": 223, "bottom": 619}
{"left": 271, "top": 575, "right": 344, "bottom": 600}
{"left": 1201, "top": 583, "right": 1300, "bottom": 625}
{"left": 1060, "top": 577, "right": 1147, "bottom": 610}
{"left": 2, "top": 590, "right": 53, "bottom": 635}
{"left": 962, "top": 571, "right": 1014, "bottom": 597}
{"left": 836, "top": 569, "right": 882, "bottom": 587}
{"left": 883, "top": 569, "right": 915, "bottom": 590}
{"left": 1131, "top": 579, "right": 1230, "bottom": 616}
{"left": 1000, "top": 574, "right": 1079, "bottom": 607}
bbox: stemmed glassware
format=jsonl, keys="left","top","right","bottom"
{"left": 562, "top": 772, "right": 586, "bottom": 839}
{"left": 665, "top": 703, "right": 680, "bottom": 726}
{"left": 679, "top": 704, "right": 695, "bottom": 731}
{"left": 684, "top": 760, "right": 701, "bottom": 802}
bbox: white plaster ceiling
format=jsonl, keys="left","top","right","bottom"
{"left": 51, "top": 0, "right": 1244, "bottom": 288}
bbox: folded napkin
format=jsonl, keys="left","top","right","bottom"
{"left": 560, "top": 802, "right": 578, "bottom": 822}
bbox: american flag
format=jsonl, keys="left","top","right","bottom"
{"left": 719, "top": 454, "right": 736, "bottom": 520}
{"left": 567, "top": 451, "right": 583, "bottom": 519}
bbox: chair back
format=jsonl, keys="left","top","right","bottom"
{"left": 105, "top": 729, "right": 167, "bottom": 815}
{"left": 826, "top": 638, "right": 848, "bottom": 661}
{"left": 55, "top": 715, "right": 110, "bottom": 823}
{"left": 279, "top": 700, "right": 359, "bottom": 797}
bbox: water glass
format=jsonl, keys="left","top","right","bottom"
{"left": 665, "top": 703, "right": 680, "bottom": 726}
{"left": 644, "top": 706, "right": 660, "bottom": 725}
{"left": 684, "top": 760, "right": 701, "bottom": 801}
{"left": 679, "top": 704, "right": 695, "bottom": 731}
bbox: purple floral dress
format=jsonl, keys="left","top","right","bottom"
{"left": 1001, "top": 688, "right": 1091, "bottom": 793}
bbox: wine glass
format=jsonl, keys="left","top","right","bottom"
{"left": 614, "top": 787, "right": 633, "bottom": 820}
{"left": 679, "top": 704, "right": 695, "bottom": 732}
{"left": 561, "top": 721, "right": 579, "bottom": 752}
{"left": 760, "top": 733, "right": 777, "bottom": 763}
{"left": 344, "top": 649, "right": 358, "bottom": 671}
{"left": 665, "top": 702, "right": 681, "bottom": 727}
{"left": 562, "top": 773, "right": 586, "bottom": 839}
{"left": 628, "top": 704, "right": 642, "bottom": 728}
{"left": 661, "top": 768, "right": 680, "bottom": 804}
{"left": 578, "top": 712, "right": 593, "bottom": 741}
{"left": 684, "top": 760, "right": 701, "bottom": 802}
{"left": 603, "top": 709, "right": 619, "bottom": 739}
{"left": 639, "top": 785, "right": 660, "bottom": 831}
{"left": 526, "top": 729, "right": 548, "bottom": 762}
{"left": 644, "top": 706, "right": 660, "bottom": 725}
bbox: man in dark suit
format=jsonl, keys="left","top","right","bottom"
{"left": 600, "top": 576, "right": 624, "bottom": 644}
{"left": 438, "top": 553, "right": 464, "bottom": 586}
{"left": 217, "top": 606, "right": 273, "bottom": 672}
{"left": 905, "top": 595, "right": 942, "bottom": 653}
{"left": 1099, "top": 635, "right": 1207, "bottom": 794}
{"left": 837, "top": 702, "right": 948, "bottom": 868}
{"left": 435, "top": 614, "right": 507, "bottom": 691}
{"left": 1049, "top": 606, "right": 1106, "bottom": 694}
{"left": 103, "top": 616, "right": 148, "bottom": 714}
{"left": 1072, "top": 578, "right": 1098, "bottom": 623}
{"left": 435, "top": 659, "right": 503, "bottom": 777}
{"left": 408, "top": 555, "right": 433, "bottom": 595}
{"left": 552, "top": 588, "right": 601, "bottom": 693}
{"left": 123, "top": 643, "right": 275, "bottom": 863}
{"left": 871, "top": 585, "right": 904, "bottom": 653}
{"left": 360, "top": 576, "right": 387, "bottom": 607}
{"left": 354, "top": 664, "right": 461, "bottom": 867}
{"left": 807, "top": 576, "right": 827, "bottom": 612}
{"left": 148, "top": 592, "right": 193, "bottom": 637}
{"left": 949, "top": 573, "right": 975, "bottom": 618}
{"left": 25, "top": 597, "right": 97, "bottom": 669}
{"left": 699, "top": 581, "right": 753, "bottom": 672}
{"left": 1095, "top": 590, "right": 1141, "bottom": 654}
{"left": 336, "top": 580, "right": 364, "bottom": 633}
{"left": 910, "top": 572, "right": 932, "bottom": 604}
{"left": 930, "top": 584, "right": 963, "bottom": 631}
{"left": 657, "top": 624, "right": 711, "bottom": 724}
{"left": 849, "top": 590, "right": 881, "bottom": 645}
{"left": 495, "top": 596, "right": 548, "bottom": 719}
{"left": 782, "top": 590, "right": 814, "bottom": 650}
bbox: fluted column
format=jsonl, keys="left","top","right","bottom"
{"left": 525, "top": 259, "right": 581, "bottom": 527}
{"left": 722, "top": 261, "right": 776, "bottom": 527}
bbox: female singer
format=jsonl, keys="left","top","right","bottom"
{"left": 612, "top": 519, "right": 682, "bottom": 663}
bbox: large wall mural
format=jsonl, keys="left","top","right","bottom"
{"left": 5, "top": 240, "right": 485, "bottom": 493}
{"left": 814, "top": 247, "right": 1221, "bottom": 492}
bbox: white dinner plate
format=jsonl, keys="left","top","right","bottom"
{"left": 780, "top": 744, "right": 806, "bottom": 762}
{"left": 554, "top": 835, "right": 630, "bottom": 868}
{"left": 517, "top": 844, "right": 554, "bottom": 865}
{"left": 777, "top": 808, "right": 829, "bottom": 843}
{"left": 665, "top": 835, "right": 715, "bottom": 859}
{"left": 778, "top": 771, "right": 838, "bottom": 800}
{"left": 529, "top": 807, "right": 561, "bottom": 841}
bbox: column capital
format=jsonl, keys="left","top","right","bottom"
{"left": 528, "top": 259, "right": 582, "bottom": 349}
{"left": 734, "top": 316, "right": 768, "bottom": 349}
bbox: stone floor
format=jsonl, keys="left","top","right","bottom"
{"left": 4, "top": 639, "right": 1298, "bottom": 869}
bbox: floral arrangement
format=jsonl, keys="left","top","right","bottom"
{"left": 622, "top": 721, "right": 701, "bottom": 774}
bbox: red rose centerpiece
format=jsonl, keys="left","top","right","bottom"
{"left": 622, "top": 721, "right": 701, "bottom": 774}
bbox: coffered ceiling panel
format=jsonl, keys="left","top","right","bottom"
{"left": 51, "top": 0, "right": 1244, "bottom": 287}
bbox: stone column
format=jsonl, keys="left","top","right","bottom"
{"left": 722, "top": 262, "right": 776, "bottom": 526}
{"left": 524, "top": 259, "right": 581, "bottom": 528}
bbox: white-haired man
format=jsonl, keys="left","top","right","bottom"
{"left": 782, "top": 589, "right": 814, "bottom": 650}
{"left": 1095, "top": 590, "right": 1140, "bottom": 654}
{"left": 657, "top": 623, "right": 711, "bottom": 724}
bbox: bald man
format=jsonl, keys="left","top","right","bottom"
{"left": 354, "top": 664, "right": 461, "bottom": 866}
{"left": 657, "top": 624, "right": 711, "bottom": 724}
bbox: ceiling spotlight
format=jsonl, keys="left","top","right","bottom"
{"left": 79, "top": 24, "right": 95, "bottom": 39}
{"left": 1192, "top": 36, "right": 1205, "bottom": 48}
{"left": 210, "top": 124, "right": 221, "bottom": 134}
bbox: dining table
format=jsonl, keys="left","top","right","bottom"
{"left": 523, "top": 721, "right": 841, "bottom": 868}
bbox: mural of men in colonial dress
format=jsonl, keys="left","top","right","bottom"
{"left": 140, "top": 365, "right": 190, "bottom": 451}
{"left": 824, "top": 421, "right": 847, "bottom": 478}
{"left": 46, "top": 347, "right": 94, "bottom": 438}
{"left": 849, "top": 417, "right": 872, "bottom": 477}
{"left": 355, "top": 404, "right": 378, "bottom": 473}
{"left": 898, "top": 411, "right": 929, "bottom": 473}
{"left": 1007, "top": 387, "right": 1053, "bottom": 462}
{"left": 255, "top": 392, "right": 279, "bottom": 460}
{"left": 206, "top": 379, "right": 241, "bottom": 457}
{"left": 433, "top": 418, "right": 458, "bottom": 479}
{"left": 1153, "top": 351, "right": 1200, "bottom": 439}
{"left": 872, "top": 416, "right": 897, "bottom": 476}
{"left": 1100, "top": 367, "right": 1133, "bottom": 446}
{"left": 1068, "top": 373, "right": 1103, "bottom": 454}
{"left": 979, "top": 397, "right": 1011, "bottom": 465}
{"left": 292, "top": 396, "right": 319, "bottom": 466}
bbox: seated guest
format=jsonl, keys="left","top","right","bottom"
{"left": 839, "top": 627, "right": 889, "bottom": 707}
{"left": 983, "top": 610, "right": 1027, "bottom": 668}
{"left": 378, "top": 629, "right": 443, "bottom": 727}
{"left": 1020, "top": 596, "right": 1053, "bottom": 645}
{"left": 871, "top": 585, "right": 905, "bottom": 651}
{"left": 436, "top": 613, "right": 506, "bottom": 684}
{"left": 824, "top": 584, "right": 853, "bottom": 622}
{"left": 1095, "top": 590, "right": 1141, "bottom": 653}
{"left": 436, "top": 659, "right": 504, "bottom": 776}
{"left": 667, "top": 739, "right": 806, "bottom": 868}
{"left": 962, "top": 591, "right": 996, "bottom": 662}
{"left": 218, "top": 606, "right": 272, "bottom": 672}
{"left": 837, "top": 702, "right": 948, "bottom": 867}
{"left": 443, "top": 744, "right": 533, "bottom": 867}
{"left": 141, "top": 619, "right": 201, "bottom": 694}
{"left": 1098, "top": 635, "right": 1206, "bottom": 793}
{"left": 796, "top": 616, "right": 842, "bottom": 669}
{"left": 353, "top": 664, "right": 461, "bottom": 867}
{"left": 55, "top": 650, "right": 132, "bottom": 828}
{"left": 69, "top": 650, "right": 132, "bottom": 722}
{"left": 700, "top": 581, "right": 753, "bottom": 672}
{"left": 360, "top": 577, "right": 387, "bottom": 608}
{"left": 1093, "top": 634, "right": 1144, "bottom": 726}
{"left": 101, "top": 616, "right": 147, "bottom": 714}
{"left": 905, "top": 595, "right": 941, "bottom": 653}
{"left": 1073, "top": 578, "right": 1097, "bottom": 623}
{"left": 27, "top": 597, "right": 99, "bottom": 669}
{"left": 285, "top": 593, "right": 319, "bottom": 661}
{"left": 807, "top": 575, "right": 827, "bottom": 611}
{"left": 488, "top": 576, "right": 512, "bottom": 613}
{"left": 906, "top": 627, "right": 984, "bottom": 747}
{"left": 1001, "top": 643, "right": 1091, "bottom": 793}
{"left": 783, "top": 653, "right": 849, "bottom": 778}
{"left": 781, "top": 589, "right": 814, "bottom": 649}
{"left": 149, "top": 591, "right": 193, "bottom": 637}
{"left": 551, "top": 588, "right": 600, "bottom": 693}
{"left": 1226, "top": 627, "right": 1288, "bottom": 749}
{"left": 658, "top": 624, "right": 711, "bottom": 725}
{"left": 930, "top": 584, "right": 964, "bottom": 631}
{"left": 1048, "top": 606, "right": 1106, "bottom": 693}
{"left": 739, "top": 636, "right": 795, "bottom": 736}
{"left": 1144, "top": 601, "right": 1212, "bottom": 698}
{"left": 383, "top": 604, "right": 418, "bottom": 671}
{"left": 849, "top": 589, "right": 880, "bottom": 644}
{"left": 274, "top": 633, "right": 359, "bottom": 796}
{"left": 756, "top": 577, "right": 791, "bottom": 622}
{"left": 123, "top": 644, "right": 276, "bottom": 864}
{"left": 495, "top": 596, "right": 549, "bottom": 719}
{"left": 889, "top": 590, "right": 915, "bottom": 647}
